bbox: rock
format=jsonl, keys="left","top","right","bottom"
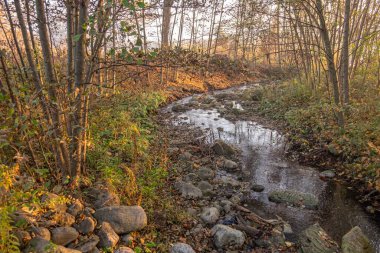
{"left": 229, "top": 195, "right": 241, "bottom": 205}
{"left": 93, "top": 206, "right": 147, "bottom": 234}
{"left": 97, "top": 222, "right": 119, "bottom": 248}
{"left": 52, "top": 212, "right": 76, "bottom": 226}
{"left": 219, "top": 176, "right": 240, "bottom": 187}
{"left": 170, "top": 243, "right": 196, "bottom": 253}
{"left": 320, "top": 170, "right": 336, "bottom": 179}
{"left": 342, "top": 226, "right": 375, "bottom": 253}
{"left": 220, "top": 200, "right": 233, "bottom": 213}
{"left": 74, "top": 235, "right": 99, "bottom": 252}
{"left": 26, "top": 237, "right": 81, "bottom": 253}
{"left": 115, "top": 247, "right": 134, "bottom": 253}
{"left": 175, "top": 181, "right": 203, "bottom": 199}
{"left": 268, "top": 190, "right": 318, "bottom": 209}
{"left": 51, "top": 227, "right": 79, "bottom": 246}
{"left": 67, "top": 199, "right": 84, "bottom": 217}
{"left": 183, "top": 173, "right": 198, "bottom": 182}
{"left": 224, "top": 159, "right": 238, "bottom": 170}
{"left": 76, "top": 217, "right": 96, "bottom": 234}
{"left": 200, "top": 207, "right": 220, "bottom": 224}
{"left": 172, "top": 104, "right": 187, "bottom": 113}
{"left": 87, "top": 188, "right": 120, "bottom": 209}
{"left": 14, "top": 230, "right": 31, "bottom": 248}
{"left": 299, "top": 223, "right": 339, "bottom": 253}
{"left": 186, "top": 208, "right": 197, "bottom": 217}
{"left": 211, "top": 224, "right": 245, "bottom": 249}
{"left": 197, "top": 167, "right": 215, "bottom": 180}
{"left": 32, "top": 227, "right": 51, "bottom": 241}
{"left": 40, "top": 193, "right": 67, "bottom": 213}
{"left": 198, "top": 181, "right": 213, "bottom": 195}
{"left": 121, "top": 234, "right": 134, "bottom": 245}
{"left": 179, "top": 151, "right": 192, "bottom": 160}
{"left": 251, "top": 184, "right": 265, "bottom": 192}
{"left": 212, "top": 140, "right": 236, "bottom": 158}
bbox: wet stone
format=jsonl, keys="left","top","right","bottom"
{"left": 342, "top": 226, "right": 375, "bottom": 253}
{"left": 251, "top": 184, "right": 265, "bottom": 192}
{"left": 268, "top": 190, "right": 318, "bottom": 210}
{"left": 299, "top": 223, "right": 339, "bottom": 253}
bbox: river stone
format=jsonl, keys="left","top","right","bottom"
{"left": 74, "top": 235, "right": 99, "bottom": 252}
{"left": 170, "top": 243, "right": 196, "bottom": 253}
{"left": 197, "top": 167, "right": 215, "bottom": 180}
{"left": 342, "top": 226, "right": 375, "bottom": 253}
{"left": 53, "top": 212, "right": 76, "bottom": 226}
{"left": 268, "top": 190, "right": 318, "bottom": 209}
{"left": 200, "top": 207, "right": 220, "bottom": 224}
{"left": 299, "top": 223, "right": 339, "bottom": 253}
{"left": 176, "top": 181, "right": 203, "bottom": 199}
{"left": 67, "top": 199, "right": 84, "bottom": 217}
{"left": 179, "top": 151, "right": 192, "bottom": 160}
{"left": 219, "top": 175, "right": 240, "bottom": 187}
{"left": 97, "top": 222, "right": 119, "bottom": 248}
{"left": 198, "top": 181, "right": 213, "bottom": 195}
{"left": 224, "top": 159, "right": 238, "bottom": 170}
{"left": 184, "top": 173, "right": 198, "bottom": 182}
{"left": 320, "top": 170, "right": 336, "bottom": 179}
{"left": 172, "top": 104, "right": 187, "bottom": 113}
{"left": 115, "top": 247, "right": 134, "bottom": 253}
{"left": 220, "top": 200, "right": 233, "bottom": 213}
{"left": 212, "top": 140, "right": 236, "bottom": 158}
{"left": 32, "top": 227, "right": 51, "bottom": 241}
{"left": 211, "top": 224, "right": 245, "bottom": 249}
{"left": 26, "top": 237, "right": 81, "bottom": 253}
{"left": 93, "top": 206, "right": 147, "bottom": 234}
{"left": 51, "top": 227, "right": 79, "bottom": 246}
{"left": 76, "top": 217, "right": 96, "bottom": 234}
{"left": 251, "top": 184, "right": 265, "bottom": 192}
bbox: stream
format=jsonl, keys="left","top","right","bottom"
{"left": 165, "top": 84, "right": 380, "bottom": 251}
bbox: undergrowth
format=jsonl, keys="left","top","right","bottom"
{"left": 259, "top": 78, "right": 380, "bottom": 190}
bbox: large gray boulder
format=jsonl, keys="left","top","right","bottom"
{"left": 51, "top": 227, "right": 79, "bottom": 246}
{"left": 299, "top": 223, "right": 339, "bottom": 253}
{"left": 170, "top": 243, "right": 196, "bottom": 253}
{"left": 342, "top": 226, "right": 375, "bottom": 253}
{"left": 93, "top": 206, "right": 147, "bottom": 234}
{"left": 268, "top": 190, "right": 318, "bottom": 209}
{"left": 211, "top": 224, "right": 245, "bottom": 249}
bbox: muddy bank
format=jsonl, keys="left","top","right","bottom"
{"left": 160, "top": 84, "right": 379, "bottom": 252}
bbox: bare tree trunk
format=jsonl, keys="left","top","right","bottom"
{"left": 71, "top": 0, "right": 89, "bottom": 180}
{"left": 315, "top": 0, "right": 344, "bottom": 127}
{"left": 341, "top": 0, "right": 351, "bottom": 105}
{"left": 162, "top": 0, "right": 174, "bottom": 49}
{"left": 4, "top": 0, "right": 28, "bottom": 79}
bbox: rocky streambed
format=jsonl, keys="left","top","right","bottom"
{"left": 162, "top": 84, "right": 380, "bottom": 252}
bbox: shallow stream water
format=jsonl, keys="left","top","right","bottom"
{"left": 165, "top": 84, "right": 380, "bottom": 251}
